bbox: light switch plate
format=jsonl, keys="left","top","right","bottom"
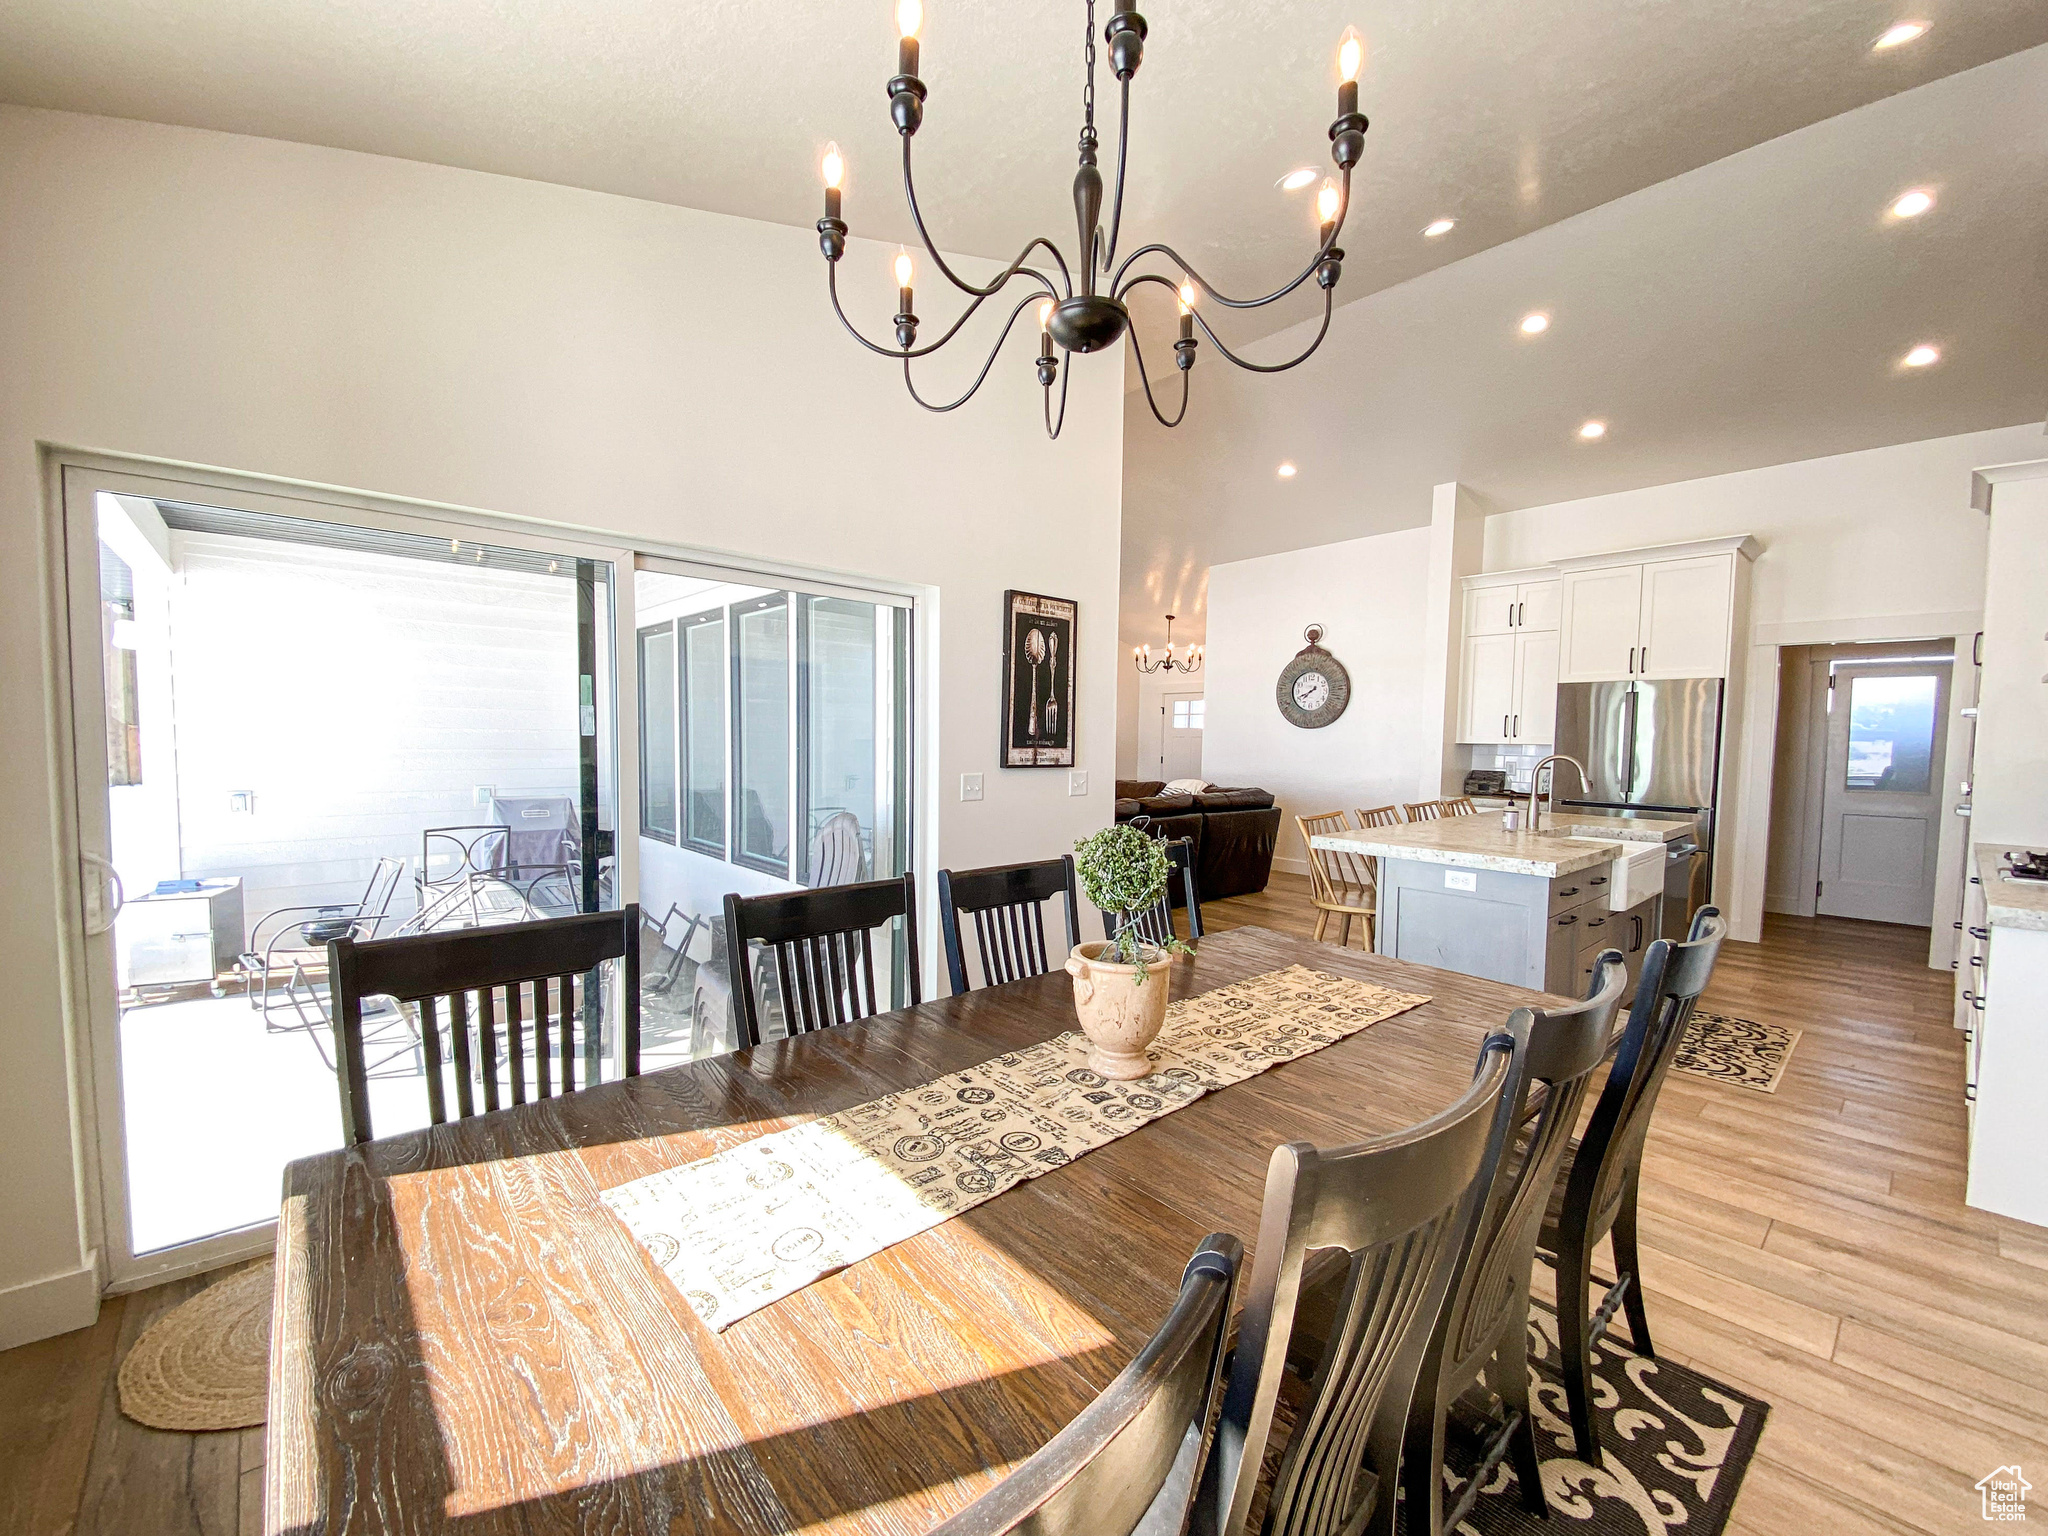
{"left": 1444, "top": 869, "right": 1478, "bottom": 891}
{"left": 1068, "top": 770, "right": 1089, "bottom": 797}
{"left": 960, "top": 773, "right": 984, "bottom": 802}
{"left": 474, "top": 785, "right": 495, "bottom": 806}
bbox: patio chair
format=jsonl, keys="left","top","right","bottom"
{"left": 807, "top": 809, "right": 867, "bottom": 887}
{"left": 239, "top": 856, "right": 405, "bottom": 1022}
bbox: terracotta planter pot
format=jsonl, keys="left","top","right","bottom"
{"left": 1064, "top": 940, "right": 1172, "bottom": 1080}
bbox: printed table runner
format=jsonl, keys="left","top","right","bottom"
{"left": 600, "top": 965, "right": 1428, "bottom": 1330}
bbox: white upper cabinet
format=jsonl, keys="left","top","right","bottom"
{"left": 1517, "top": 579, "right": 1561, "bottom": 633}
{"left": 1463, "top": 574, "right": 1560, "bottom": 638}
{"left": 1555, "top": 540, "right": 1754, "bottom": 682}
{"left": 1637, "top": 554, "right": 1734, "bottom": 678}
{"left": 1558, "top": 565, "right": 1644, "bottom": 681}
{"left": 1459, "top": 631, "right": 1518, "bottom": 742}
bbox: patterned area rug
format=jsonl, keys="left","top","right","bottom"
{"left": 1421, "top": 1302, "right": 1770, "bottom": 1534}
{"left": 1671, "top": 1011, "right": 1801, "bottom": 1094}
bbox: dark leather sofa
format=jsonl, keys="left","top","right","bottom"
{"left": 1113, "top": 781, "right": 1283, "bottom": 903}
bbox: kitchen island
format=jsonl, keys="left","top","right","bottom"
{"left": 1313, "top": 810, "right": 1696, "bottom": 992}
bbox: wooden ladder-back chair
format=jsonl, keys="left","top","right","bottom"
{"left": 327, "top": 906, "right": 641, "bottom": 1146}
{"left": 1400, "top": 952, "right": 1630, "bottom": 1534}
{"left": 1102, "top": 837, "right": 1202, "bottom": 949}
{"left": 1440, "top": 796, "right": 1478, "bottom": 817}
{"left": 937, "top": 856, "right": 1082, "bottom": 994}
{"left": 1402, "top": 800, "right": 1448, "bottom": 822}
{"left": 930, "top": 1234, "right": 1242, "bottom": 1536}
{"left": 1201, "top": 1036, "right": 1515, "bottom": 1536}
{"left": 1353, "top": 804, "right": 1403, "bottom": 829}
{"left": 1542, "top": 906, "right": 1728, "bottom": 1463}
{"left": 1297, "top": 811, "right": 1378, "bottom": 951}
{"left": 723, "top": 874, "right": 920, "bottom": 1047}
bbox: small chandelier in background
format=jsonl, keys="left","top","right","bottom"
{"left": 816, "top": 0, "right": 1370, "bottom": 438}
{"left": 1133, "top": 615, "right": 1202, "bottom": 674}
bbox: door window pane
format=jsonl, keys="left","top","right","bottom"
{"left": 734, "top": 596, "right": 790, "bottom": 873}
{"left": 1845, "top": 673, "right": 1938, "bottom": 792}
{"left": 638, "top": 624, "right": 677, "bottom": 841}
{"left": 802, "top": 597, "right": 878, "bottom": 884}
{"left": 683, "top": 615, "right": 726, "bottom": 853}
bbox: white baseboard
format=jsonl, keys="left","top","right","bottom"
{"left": 1271, "top": 856, "right": 1308, "bottom": 877}
{"left": 0, "top": 1250, "right": 102, "bottom": 1351}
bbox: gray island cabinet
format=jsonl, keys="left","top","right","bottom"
{"left": 1312, "top": 811, "right": 1695, "bottom": 994}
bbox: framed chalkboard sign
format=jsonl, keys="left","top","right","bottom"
{"left": 1001, "top": 590, "right": 1076, "bottom": 767}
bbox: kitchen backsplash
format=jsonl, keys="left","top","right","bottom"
{"left": 1461, "top": 742, "right": 1553, "bottom": 794}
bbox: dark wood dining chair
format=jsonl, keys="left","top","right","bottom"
{"left": 1399, "top": 950, "right": 1630, "bottom": 1533}
{"left": 936, "top": 856, "right": 1082, "bottom": 993}
{"left": 1542, "top": 906, "right": 1729, "bottom": 1464}
{"left": 1201, "top": 1033, "right": 1516, "bottom": 1536}
{"left": 722, "top": 874, "right": 920, "bottom": 1047}
{"left": 326, "top": 906, "right": 641, "bottom": 1146}
{"left": 929, "top": 1233, "right": 1242, "bottom": 1536}
{"left": 1103, "top": 837, "right": 1202, "bottom": 949}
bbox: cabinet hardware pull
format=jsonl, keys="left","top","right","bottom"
{"left": 1517, "top": 601, "right": 1525, "bottom": 626}
{"left": 1970, "top": 926, "right": 1988, "bottom": 940}
{"left": 1508, "top": 601, "right": 1515, "bottom": 629}
{"left": 1559, "top": 886, "right": 1579, "bottom": 897}
{"left": 1970, "top": 956, "right": 1983, "bottom": 968}
{"left": 1503, "top": 713, "right": 1510, "bottom": 737}
{"left": 1590, "top": 875, "right": 1607, "bottom": 885}
{"left": 1557, "top": 914, "right": 1577, "bottom": 925}
{"left": 1972, "top": 996, "right": 1985, "bottom": 1011}
{"left": 1512, "top": 713, "right": 1519, "bottom": 736}
{"left": 1628, "top": 646, "right": 1636, "bottom": 673}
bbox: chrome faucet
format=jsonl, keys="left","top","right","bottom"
{"left": 1526, "top": 754, "right": 1588, "bottom": 835}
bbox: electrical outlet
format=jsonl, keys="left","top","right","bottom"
{"left": 227, "top": 791, "right": 253, "bottom": 814}
{"left": 474, "top": 785, "right": 495, "bottom": 807}
{"left": 1068, "top": 770, "right": 1089, "bottom": 797}
{"left": 960, "top": 773, "right": 984, "bottom": 802}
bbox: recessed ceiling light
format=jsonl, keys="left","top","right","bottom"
{"left": 1578, "top": 420, "right": 1607, "bottom": 440}
{"left": 1902, "top": 344, "right": 1941, "bottom": 368}
{"left": 1277, "top": 168, "right": 1319, "bottom": 192}
{"left": 1873, "top": 20, "right": 1929, "bottom": 48}
{"left": 1889, "top": 188, "right": 1935, "bottom": 219}
{"left": 1423, "top": 217, "right": 1456, "bottom": 238}
{"left": 1277, "top": 462, "right": 1298, "bottom": 478}
{"left": 1519, "top": 311, "right": 1550, "bottom": 335}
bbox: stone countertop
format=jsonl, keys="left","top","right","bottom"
{"left": 1977, "top": 844, "right": 2048, "bottom": 933}
{"left": 1313, "top": 810, "right": 1695, "bottom": 880}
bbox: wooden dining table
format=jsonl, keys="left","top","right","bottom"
{"left": 264, "top": 925, "right": 1565, "bottom": 1536}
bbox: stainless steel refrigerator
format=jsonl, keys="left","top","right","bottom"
{"left": 1552, "top": 678, "right": 1725, "bottom": 942}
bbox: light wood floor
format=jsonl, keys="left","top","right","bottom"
{"left": 4, "top": 877, "right": 2033, "bottom": 1535}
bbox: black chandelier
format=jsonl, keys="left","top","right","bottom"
{"left": 1133, "top": 614, "right": 1201, "bottom": 674}
{"left": 816, "top": 0, "right": 1368, "bottom": 438}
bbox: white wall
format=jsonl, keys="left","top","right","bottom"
{"left": 1975, "top": 468, "right": 2048, "bottom": 850}
{"left": 0, "top": 106, "right": 1124, "bottom": 1345}
{"left": 1202, "top": 527, "right": 1436, "bottom": 872}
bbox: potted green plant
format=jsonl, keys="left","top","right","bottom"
{"left": 1064, "top": 825, "right": 1194, "bottom": 1079}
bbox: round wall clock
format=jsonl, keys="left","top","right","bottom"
{"left": 1276, "top": 625, "right": 1351, "bottom": 729}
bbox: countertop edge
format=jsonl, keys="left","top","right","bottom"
{"left": 1975, "top": 843, "right": 2048, "bottom": 932}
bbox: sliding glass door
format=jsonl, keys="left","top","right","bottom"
{"left": 60, "top": 464, "right": 630, "bottom": 1287}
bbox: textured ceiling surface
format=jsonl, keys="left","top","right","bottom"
{"left": 1, "top": 0, "right": 2045, "bottom": 335}
{"left": 1118, "top": 47, "right": 2048, "bottom": 645}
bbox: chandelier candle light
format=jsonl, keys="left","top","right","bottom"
{"left": 1134, "top": 615, "right": 1202, "bottom": 675}
{"left": 816, "top": 2, "right": 1369, "bottom": 437}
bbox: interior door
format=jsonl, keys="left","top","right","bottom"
{"left": 1156, "top": 689, "right": 1205, "bottom": 780}
{"left": 1817, "top": 661, "right": 1951, "bottom": 925}
{"left": 1559, "top": 565, "right": 1644, "bottom": 682}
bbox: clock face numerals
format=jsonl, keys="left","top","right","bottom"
{"left": 1292, "top": 672, "right": 1331, "bottom": 711}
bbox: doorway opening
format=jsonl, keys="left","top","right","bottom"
{"left": 1765, "top": 640, "right": 1956, "bottom": 930}
{"left": 1146, "top": 689, "right": 1205, "bottom": 782}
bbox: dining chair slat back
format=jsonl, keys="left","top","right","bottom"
{"left": 723, "top": 875, "right": 921, "bottom": 1047}
{"left": 1203, "top": 1036, "right": 1516, "bottom": 1536}
{"left": 1354, "top": 805, "right": 1404, "bottom": 829}
{"left": 1401, "top": 800, "right": 1448, "bottom": 822}
{"left": 938, "top": 857, "right": 1082, "bottom": 993}
{"left": 1544, "top": 906, "right": 1728, "bottom": 1462}
{"left": 327, "top": 906, "right": 641, "bottom": 1146}
{"left": 1297, "top": 811, "right": 1378, "bottom": 951}
{"left": 1440, "top": 797, "right": 1478, "bottom": 817}
{"left": 1102, "top": 837, "right": 1202, "bottom": 949}
{"left": 929, "top": 1234, "right": 1242, "bottom": 1536}
{"left": 1401, "top": 952, "right": 1630, "bottom": 1534}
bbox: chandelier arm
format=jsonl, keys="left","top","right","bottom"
{"left": 1042, "top": 363, "right": 1070, "bottom": 440}
{"left": 1101, "top": 78, "right": 1132, "bottom": 273}
{"left": 902, "top": 137, "right": 1074, "bottom": 300}
{"left": 900, "top": 292, "right": 1049, "bottom": 412}
{"left": 1110, "top": 168, "right": 1352, "bottom": 306}
{"left": 828, "top": 263, "right": 1057, "bottom": 361}
{"left": 1124, "top": 312, "right": 1191, "bottom": 430}
{"left": 1190, "top": 285, "right": 1336, "bottom": 373}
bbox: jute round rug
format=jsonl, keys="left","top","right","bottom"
{"left": 117, "top": 1261, "right": 273, "bottom": 1432}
